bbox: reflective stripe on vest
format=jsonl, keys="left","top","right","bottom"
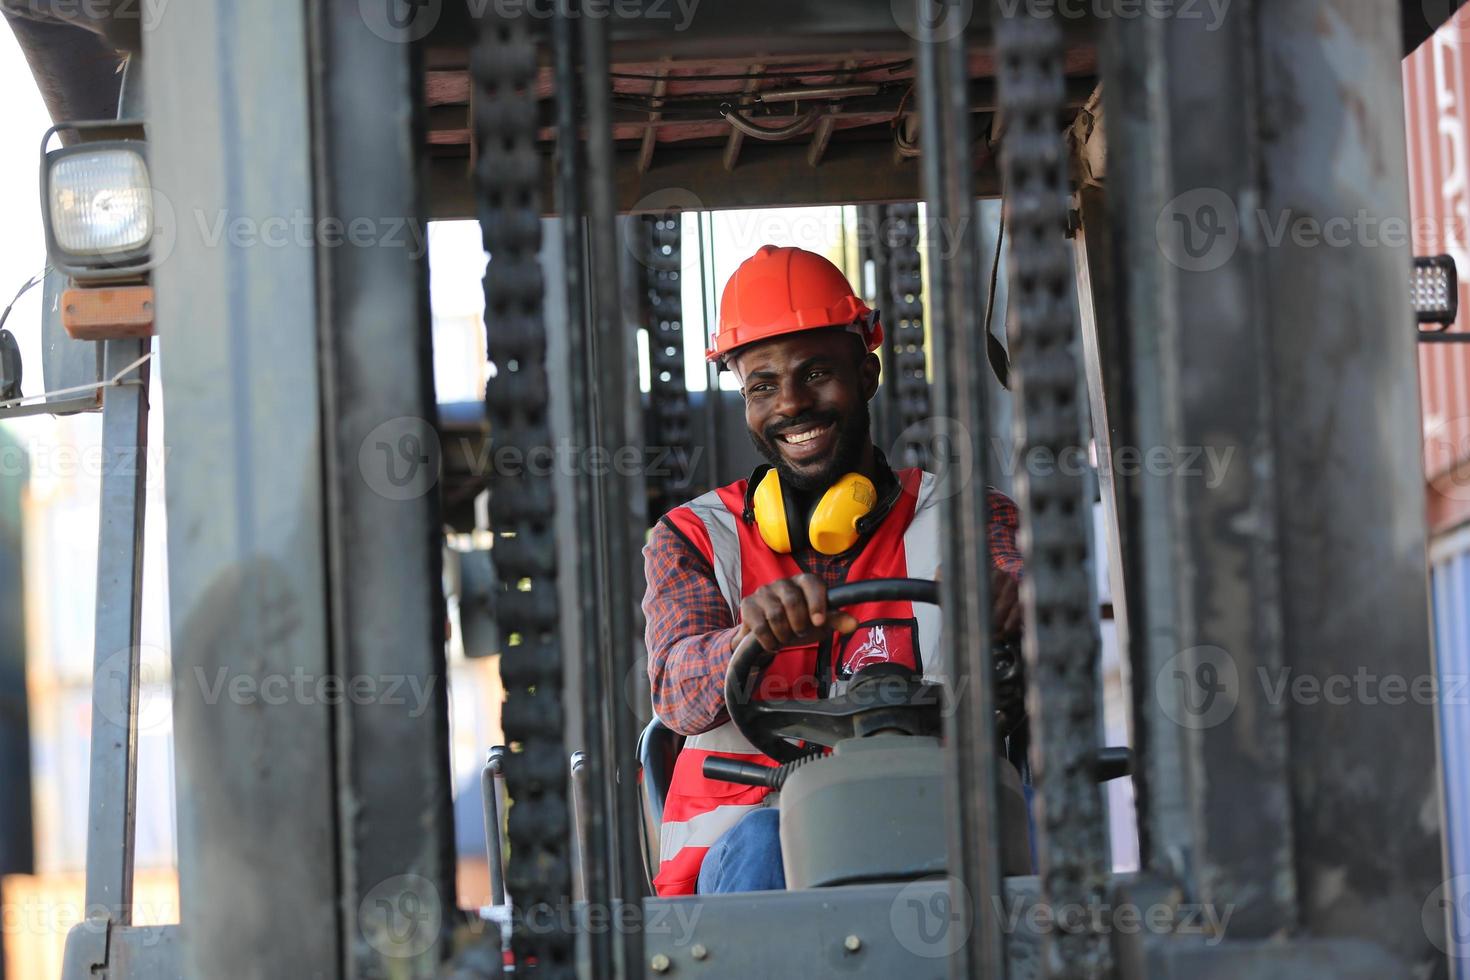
{"left": 903, "top": 471, "right": 944, "bottom": 685}
{"left": 664, "top": 489, "right": 743, "bottom": 619}
{"left": 658, "top": 802, "right": 765, "bottom": 862}
{"left": 652, "top": 469, "right": 943, "bottom": 896}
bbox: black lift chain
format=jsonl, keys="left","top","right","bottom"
{"left": 471, "top": 10, "right": 575, "bottom": 976}
{"left": 885, "top": 202, "right": 932, "bottom": 468}
{"left": 642, "top": 213, "right": 693, "bottom": 516}
{"left": 993, "top": 3, "right": 1114, "bottom": 978}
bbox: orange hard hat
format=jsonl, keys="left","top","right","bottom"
{"left": 706, "top": 245, "right": 880, "bottom": 362}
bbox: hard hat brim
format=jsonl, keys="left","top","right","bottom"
{"left": 706, "top": 311, "right": 883, "bottom": 364}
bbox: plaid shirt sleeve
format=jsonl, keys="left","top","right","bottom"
{"left": 642, "top": 520, "right": 743, "bottom": 736}
{"left": 987, "top": 488, "right": 1025, "bottom": 578}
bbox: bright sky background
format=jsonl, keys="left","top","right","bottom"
{"left": 687, "top": 206, "right": 854, "bottom": 390}
{"left": 0, "top": 24, "right": 81, "bottom": 462}
{"left": 424, "top": 206, "right": 854, "bottom": 398}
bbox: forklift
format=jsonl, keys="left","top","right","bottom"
{"left": 0, "top": 0, "right": 1460, "bottom": 977}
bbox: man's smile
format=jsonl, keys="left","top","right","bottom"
{"left": 774, "top": 421, "right": 837, "bottom": 464}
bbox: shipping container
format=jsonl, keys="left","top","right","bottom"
{"left": 1406, "top": 10, "right": 1470, "bottom": 534}
{"left": 1407, "top": 18, "right": 1470, "bottom": 962}
{"left": 1430, "top": 529, "right": 1470, "bottom": 962}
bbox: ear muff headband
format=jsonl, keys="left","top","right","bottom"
{"left": 752, "top": 467, "right": 793, "bottom": 553}
{"left": 751, "top": 468, "right": 879, "bottom": 556}
{"left": 782, "top": 472, "right": 812, "bottom": 554}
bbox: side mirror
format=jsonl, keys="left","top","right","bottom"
{"left": 0, "top": 329, "right": 20, "bottom": 402}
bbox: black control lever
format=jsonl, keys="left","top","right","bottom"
{"left": 707, "top": 743, "right": 1133, "bottom": 788}
{"left": 701, "top": 756, "right": 783, "bottom": 789}
{"left": 1095, "top": 746, "right": 1133, "bottom": 782}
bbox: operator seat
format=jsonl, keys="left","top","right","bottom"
{"left": 637, "top": 716, "right": 684, "bottom": 888}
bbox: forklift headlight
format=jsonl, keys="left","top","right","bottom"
{"left": 49, "top": 149, "right": 151, "bottom": 253}
{"left": 41, "top": 126, "right": 154, "bottom": 281}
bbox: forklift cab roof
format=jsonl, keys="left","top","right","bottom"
{"left": 8, "top": 0, "right": 1464, "bottom": 214}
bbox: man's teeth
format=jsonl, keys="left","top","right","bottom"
{"left": 781, "top": 425, "right": 828, "bottom": 445}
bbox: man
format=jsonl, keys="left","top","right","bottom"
{"left": 642, "top": 244, "right": 1023, "bottom": 896}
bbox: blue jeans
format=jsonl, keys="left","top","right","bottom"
{"left": 697, "top": 807, "right": 786, "bottom": 893}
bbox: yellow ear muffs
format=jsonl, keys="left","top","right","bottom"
{"left": 752, "top": 469, "right": 880, "bottom": 555}
{"left": 752, "top": 467, "right": 793, "bottom": 553}
{"left": 808, "top": 472, "right": 878, "bottom": 555}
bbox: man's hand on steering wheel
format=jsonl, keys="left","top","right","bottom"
{"left": 736, "top": 573, "right": 859, "bottom": 653}
{"left": 724, "top": 577, "right": 1026, "bottom": 762}
{"left": 736, "top": 567, "right": 1020, "bottom": 655}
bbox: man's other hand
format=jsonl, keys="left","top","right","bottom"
{"left": 990, "top": 568, "right": 1022, "bottom": 640}
{"left": 736, "top": 573, "right": 859, "bottom": 653}
{"left": 934, "top": 565, "right": 1023, "bottom": 640}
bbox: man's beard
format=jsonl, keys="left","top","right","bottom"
{"left": 750, "top": 400, "right": 872, "bottom": 493}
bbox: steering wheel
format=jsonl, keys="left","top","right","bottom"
{"left": 724, "top": 578, "right": 945, "bottom": 763}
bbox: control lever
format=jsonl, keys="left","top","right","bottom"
{"left": 701, "top": 756, "right": 784, "bottom": 789}
{"left": 569, "top": 751, "right": 590, "bottom": 900}
{"left": 481, "top": 745, "right": 508, "bottom": 906}
{"left": 706, "top": 745, "right": 1132, "bottom": 789}
{"left": 1095, "top": 746, "right": 1133, "bottom": 782}
{"left": 701, "top": 750, "right": 827, "bottom": 791}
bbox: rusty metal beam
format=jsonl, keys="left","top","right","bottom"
{"left": 423, "top": 74, "right": 1097, "bottom": 152}
{"left": 429, "top": 135, "right": 983, "bottom": 217}
{"left": 807, "top": 59, "right": 855, "bottom": 168}
{"left": 637, "top": 62, "right": 671, "bottom": 173}
{"left": 722, "top": 63, "right": 764, "bottom": 172}
{"left": 805, "top": 56, "right": 858, "bottom": 167}
{"left": 806, "top": 110, "right": 836, "bottom": 167}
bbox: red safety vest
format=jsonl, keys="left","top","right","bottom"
{"left": 653, "top": 467, "right": 944, "bottom": 896}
